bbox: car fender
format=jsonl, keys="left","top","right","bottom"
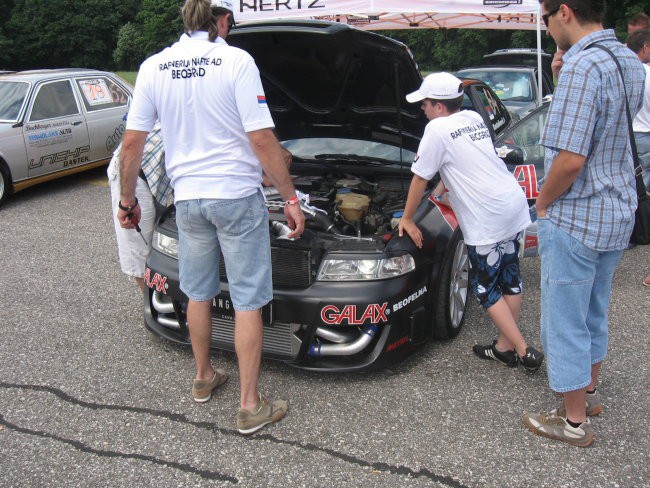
{"left": 0, "top": 128, "right": 26, "bottom": 183}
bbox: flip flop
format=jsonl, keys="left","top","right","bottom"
{"left": 643, "top": 277, "right": 650, "bottom": 287}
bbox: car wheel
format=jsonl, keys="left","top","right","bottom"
{"left": 0, "top": 163, "right": 9, "bottom": 207}
{"left": 432, "top": 229, "right": 469, "bottom": 339}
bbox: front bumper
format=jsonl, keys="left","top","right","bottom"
{"left": 143, "top": 248, "right": 434, "bottom": 372}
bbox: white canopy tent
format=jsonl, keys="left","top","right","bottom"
{"left": 235, "top": 0, "right": 545, "bottom": 103}
{"left": 236, "top": 0, "right": 541, "bottom": 31}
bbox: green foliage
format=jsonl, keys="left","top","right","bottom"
{"left": 383, "top": 28, "right": 549, "bottom": 73}
{"left": 4, "top": 0, "right": 139, "bottom": 70}
{"left": 606, "top": 0, "right": 650, "bottom": 41}
{"left": 0, "top": 1, "right": 647, "bottom": 71}
{"left": 110, "top": 0, "right": 183, "bottom": 69}
{"left": 113, "top": 23, "right": 143, "bottom": 71}
{"left": 115, "top": 71, "right": 137, "bottom": 86}
{"left": 0, "top": 35, "right": 12, "bottom": 68}
{"left": 510, "top": 30, "right": 536, "bottom": 48}
{"left": 137, "top": 0, "right": 184, "bottom": 59}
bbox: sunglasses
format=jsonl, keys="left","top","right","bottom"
{"left": 212, "top": 7, "right": 236, "bottom": 32}
{"left": 542, "top": 6, "right": 560, "bottom": 27}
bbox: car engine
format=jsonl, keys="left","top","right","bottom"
{"left": 265, "top": 173, "right": 410, "bottom": 240}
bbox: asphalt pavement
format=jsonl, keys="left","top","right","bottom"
{"left": 0, "top": 167, "right": 648, "bottom": 488}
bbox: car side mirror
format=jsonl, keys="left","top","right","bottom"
{"left": 496, "top": 144, "right": 525, "bottom": 166}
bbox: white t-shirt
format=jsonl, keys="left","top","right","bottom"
{"left": 126, "top": 32, "right": 275, "bottom": 201}
{"left": 632, "top": 64, "right": 650, "bottom": 133}
{"left": 411, "top": 110, "right": 530, "bottom": 246}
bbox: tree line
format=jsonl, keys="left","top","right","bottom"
{"left": 0, "top": 0, "right": 647, "bottom": 73}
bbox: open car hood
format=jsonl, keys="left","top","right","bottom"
{"left": 228, "top": 20, "right": 427, "bottom": 154}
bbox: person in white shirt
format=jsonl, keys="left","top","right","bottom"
{"left": 627, "top": 29, "right": 650, "bottom": 288}
{"left": 117, "top": 0, "right": 304, "bottom": 435}
{"left": 399, "top": 72, "right": 543, "bottom": 371}
{"left": 108, "top": 124, "right": 172, "bottom": 291}
{"left": 627, "top": 29, "right": 650, "bottom": 190}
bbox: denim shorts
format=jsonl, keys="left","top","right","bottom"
{"left": 175, "top": 191, "right": 272, "bottom": 309}
{"left": 538, "top": 218, "right": 623, "bottom": 393}
{"left": 467, "top": 233, "right": 522, "bottom": 309}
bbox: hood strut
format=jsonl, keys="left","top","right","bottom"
{"left": 393, "top": 61, "right": 406, "bottom": 196}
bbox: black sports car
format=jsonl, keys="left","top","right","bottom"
{"left": 142, "top": 20, "right": 519, "bottom": 372}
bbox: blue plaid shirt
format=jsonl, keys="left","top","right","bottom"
{"left": 541, "top": 29, "right": 645, "bottom": 250}
{"left": 140, "top": 125, "right": 173, "bottom": 207}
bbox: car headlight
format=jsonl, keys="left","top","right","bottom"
{"left": 317, "top": 254, "right": 415, "bottom": 281}
{"left": 152, "top": 231, "right": 179, "bottom": 259}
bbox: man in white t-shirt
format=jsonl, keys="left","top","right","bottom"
{"left": 399, "top": 72, "right": 543, "bottom": 371}
{"left": 117, "top": 0, "right": 304, "bottom": 435}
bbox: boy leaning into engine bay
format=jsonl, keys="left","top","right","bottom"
{"left": 398, "top": 72, "right": 544, "bottom": 371}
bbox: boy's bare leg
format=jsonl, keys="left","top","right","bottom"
{"left": 486, "top": 295, "right": 527, "bottom": 356}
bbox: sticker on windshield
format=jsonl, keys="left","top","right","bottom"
{"left": 79, "top": 79, "right": 113, "bottom": 106}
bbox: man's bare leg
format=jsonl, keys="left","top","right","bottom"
{"left": 235, "top": 309, "right": 263, "bottom": 410}
{"left": 589, "top": 362, "right": 602, "bottom": 392}
{"left": 135, "top": 277, "right": 145, "bottom": 291}
{"left": 187, "top": 299, "right": 214, "bottom": 380}
{"left": 563, "top": 388, "right": 587, "bottom": 424}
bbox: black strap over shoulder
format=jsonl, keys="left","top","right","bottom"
{"left": 588, "top": 42, "right": 647, "bottom": 197}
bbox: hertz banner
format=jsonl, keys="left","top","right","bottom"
{"left": 235, "top": 0, "right": 541, "bottom": 31}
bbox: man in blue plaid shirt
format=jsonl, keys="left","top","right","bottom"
{"left": 523, "top": 0, "right": 645, "bottom": 447}
{"left": 108, "top": 123, "right": 172, "bottom": 291}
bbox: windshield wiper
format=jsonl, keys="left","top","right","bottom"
{"left": 314, "top": 153, "right": 409, "bottom": 166}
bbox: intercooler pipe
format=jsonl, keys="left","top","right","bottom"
{"left": 266, "top": 197, "right": 340, "bottom": 234}
{"left": 301, "top": 205, "right": 340, "bottom": 234}
{"left": 308, "top": 324, "right": 380, "bottom": 357}
{"left": 267, "top": 198, "right": 373, "bottom": 240}
{"left": 302, "top": 205, "right": 375, "bottom": 241}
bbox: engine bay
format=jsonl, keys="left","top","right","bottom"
{"left": 266, "top": 171, "right": 411, "bottom": 240}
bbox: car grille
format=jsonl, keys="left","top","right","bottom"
{"left": 219, "top": 246, "right": 314, "bottom": 287}
{"left": 210, "top": 316, "right": 301, "bottom": 360}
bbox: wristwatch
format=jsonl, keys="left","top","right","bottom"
{"left": 118, "top": 197, "right": 139, "bottom": 212}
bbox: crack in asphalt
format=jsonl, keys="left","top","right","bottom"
{"left": 0, "top": 414, "right": 237, "bottom": 483}
{"left": 0, "top": 382, "right": 468, "bottom": 487}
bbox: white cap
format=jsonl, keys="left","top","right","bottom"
{"left": 405, "top": 72, "right": 464, "bottom": 103}
{"left": 211, "top": 0, "right": 235, "bottom": 18}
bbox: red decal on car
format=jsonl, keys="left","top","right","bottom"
{"left": 144, "top": 268, "right": 168, "bottom": 294}
{"left": 321, "top": 303, "right": 389, "bottom": 325}
{"left": 428, "top": 196, "right": 458, "bottom": 230}
{"left": 525, "top": 233, "right": 538, "bottom": 252}
{"left": 513, "top": 164, "right": 539, "bottom": 199}
{"left": 386, "top": 335, "right": 409, "bottom": 352}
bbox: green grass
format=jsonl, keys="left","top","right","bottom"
{"left": 115, "top": 71, "right": 137, "bottom": 86}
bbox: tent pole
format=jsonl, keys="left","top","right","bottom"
{"left": 537, "top": 6, "right": 543, "bottom": 106}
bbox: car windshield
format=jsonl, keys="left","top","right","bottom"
{"left": 283, "top": 138, "right": 416, "bottom": 165}
{"left": 0, "top": 81, "right": 29, "bottom": 121}
{"left": 459, "top": 69, "right": 534, "bottom": 103}
{"left": 497, "top": 103, "right": 549, "bottom": 170}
